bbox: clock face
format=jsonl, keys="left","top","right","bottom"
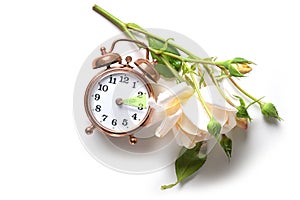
{"left": 85, "top": 68, "right": 152, "bottom": 136}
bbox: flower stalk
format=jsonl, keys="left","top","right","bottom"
{"left": 228, "top": 75, "right": 261, "bottom": 105}
{"left": 189, "top": 70, "right": 212, "bottom": 118}
{"left": 93, "top": 4, "right": 219, "bottom": 67}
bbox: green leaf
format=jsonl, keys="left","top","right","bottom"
{"left": 231, "top": 57, "right": 254, "bottom": 64}
{"left": 220, "top": 134, "right": 232, "bottom": 159}
{"left": 154, "top": 63, "right": 175, "bottom": 78}
{"left": 161, "top": 142, "right": 207, "bottom": 190}
{"left": 147, "top": 37, "right": 182, "bottom": 71}
{"left": 207, "top": 117, "right": 222, "bottom": 140}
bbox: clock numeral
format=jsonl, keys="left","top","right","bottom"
{"left": 112, "top": 119, "right": 117, "bottom": 126}
{"left": 102, "top": 114, "right": 108, "bottom": 121}
{"left": 109, "top": 75, "right": 116, "bottom": 84}
{"left": 131, "top": 113, "right": 137, "bottom": 120}
{"left": 137, "top": 103, "right": 144, "bottom": 110}
{"left": 137, "top": 91, "right": 143, "bottom": 98}
{"left": 119, "top": 75, "right": 129, "bottom": 84}
{"left": 132, "top": 82, "right": 136, "bottom": 88}
{"left": 98, "top": 83, "right": 108, "bottom": 92}
{"left": 122, "top": 119, "right": 128, "bottom": 126}
{"left": 94, "top": 94, "right": 100, "bottom": 101}
{"left": 95, "top": 105, "right": 101, "bottom": 112}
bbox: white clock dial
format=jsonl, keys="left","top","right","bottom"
{"left": 86, "top": 68, "right": 152, "bottom": 135}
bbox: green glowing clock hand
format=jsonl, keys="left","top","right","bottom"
{"left": 121, "top": 94, "right": 147, "bottom": 109}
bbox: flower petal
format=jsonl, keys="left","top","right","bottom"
{"left": 172, "top": 125, "right": 211, "bottom": 149}
{"left": 144, "top": 97, "right": 166, "bottom": 127}
{"left": 221, "top": 111, "right": 237, "bottom": 134}
{"left": 206, "top": 103, "right": 237, "bottom": 130}
{"left": 155, "top": 109, "right": 182, "bottom": 138}
{"left": 177, "top": 113, "right": 208, "bottom": 137}
{"left": 182, "top": 95, "right": 210, "bottom": 131}
{"left": 207, "top": 103, "right": 228, "bottom": 126}
{"left": 182, "top": 93, "right": 237, "bottom": 134}
{"left": 156, "top": 82, "right": 194, "bottom": 107}
{"left": 200, "top": 86, "right": 236, "bottom": 111}
{"left": 172, "top": 125, "right": 197, "bottom": 149}
{"left": 149, "top": 82, "right": 193, "bottom": 116}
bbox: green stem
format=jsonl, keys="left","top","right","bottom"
{"left": 127, "top": 25, "right": 217, "bottom": 65}
{"left": 190, "top": 71, "right": 212, "bottom": 118}
{"left": 229, "top": 76, "right": 262, "bottom": 106}
{"left": 161, "top": 181, "right": 179, "bottom": 190}
{"left": 127, "top": 24, "right": 198, "bottom": 58}
{"left": 93, "top": 5, "right": 137, "bottom": 41}
{"left": 93, "top": 5, "right": 126, "bottom": 31}
{"left": 203, "top": 64, "right": 236, "bottom": 108}
{"left": 161, "top": 52, "right": 216, "bottom": 64}
{"left": 93, "top": 5, "right": 219, "bottom": 66}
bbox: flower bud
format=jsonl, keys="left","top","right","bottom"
{"left": 260, "top": 102, "right": 282, "bottom": 120}
{"left": 236, "top": 117, "right": 248, "bottom": 130}
{"left": 237, "top": 64, "right": 252, "bottom": 74}
{"left": 207, "top": 118, "right": 221, "bottom": 140}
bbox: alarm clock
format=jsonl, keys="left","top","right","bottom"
{"left": 84, "top": 39, "right": 160, "bottom": 145}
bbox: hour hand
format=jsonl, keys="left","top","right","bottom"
{"left": 115, "top": 94, "right": 147, "bottom": 109}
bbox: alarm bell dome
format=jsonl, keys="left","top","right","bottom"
{"left": 92, "top": 53, "right": 122, "bottom": 69}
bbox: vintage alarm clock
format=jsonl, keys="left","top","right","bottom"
{"left": 84, "top": 39, "right": 160, "bottom": 145}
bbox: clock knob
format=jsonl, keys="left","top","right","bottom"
{"left": 92, "top": 47, "right": 122, "bottom": 69}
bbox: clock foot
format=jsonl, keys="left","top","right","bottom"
{"left": 85, "top": 124, "right": 95, "bottom": 135}
{"left": 129, "top": 135, "right": 137, "bottom": 145}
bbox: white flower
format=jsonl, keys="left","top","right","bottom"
{"left": 149, "top": 82, "right": 237, "bottom": 149}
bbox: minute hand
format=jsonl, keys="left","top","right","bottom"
{"left": 123, "top": 94, "right": 147, "bottom": 109}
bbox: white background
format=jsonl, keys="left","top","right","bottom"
{"left": 0, "top": 0, "right": 297, "bottom": 199}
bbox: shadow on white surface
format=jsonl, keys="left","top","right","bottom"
{"left": 174, "top": 127, "right": 250, "bottom": 188}
{"left": 171, "top": 114, "right": 285, "bottom": 190}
